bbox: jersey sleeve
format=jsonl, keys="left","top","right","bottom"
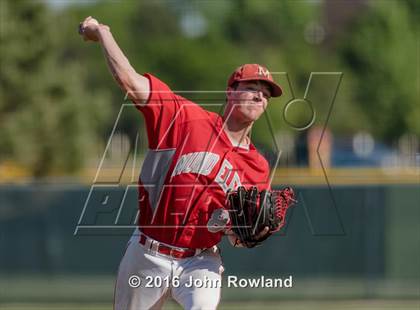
{"left": 134, "top": 73, "right": 188, "bottom": 150}
{"left": 260, "top": 156, "right": 272, "bottom": 191}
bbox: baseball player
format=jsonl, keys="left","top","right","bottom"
{"left": 79, "top": 16, "right": 285, "bottom": 310}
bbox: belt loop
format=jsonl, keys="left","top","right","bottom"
{"left": 144, "top": 236, "right": 153, "bottom": 251}
{"left": 150, "top": 240, "right": 159, "bottom": 253}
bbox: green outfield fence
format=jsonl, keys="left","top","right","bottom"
{"left": 0, "top": 184, "right": 419, "bottom": 303}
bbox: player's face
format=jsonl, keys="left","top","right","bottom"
{"left": 226, "top": 81, "right": 271, "bottom": 123}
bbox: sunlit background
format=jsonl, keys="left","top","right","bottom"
{"left": 0, "top": 0, "right": 419, "bottom": 309}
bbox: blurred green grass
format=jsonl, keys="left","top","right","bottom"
{"left": 1, "top": 300, "right": 420, "bottom": 310}
{"left": 1, "top": 275, "right": 419, "bottom": 310}
{"left": 2, "top": 275, "right": 419, "bottom": 302}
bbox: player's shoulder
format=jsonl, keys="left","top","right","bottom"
{"left": 143, "top": 73, "right": 221, "bottom": 127}
{"left": 181, "top": 102, "right": 218, "bottom": 123}
{"left": 250, "top": 145, "right": 271, "bottom": 169}
{"left": 257, "top": 150, "right": 270, "bottom": 168}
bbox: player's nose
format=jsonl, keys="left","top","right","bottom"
{"left": 253, "top": 91, "right": 263, "bottom": 102}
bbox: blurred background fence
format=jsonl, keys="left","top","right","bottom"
{"left": 1, "top": 183, "right": 419, "bottom": 303}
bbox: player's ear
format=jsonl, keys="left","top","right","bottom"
{"left": 225, "top": 87, "right": 233, "bottom": 106}
{"left": 226, "top": 86, "right": 234, "bottom": 98}
{"left": 226, "top": 83, "right": 238, "bottom": 101}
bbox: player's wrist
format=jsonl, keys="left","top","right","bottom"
{"left": 99, "top": 24, "right": 110, "bottom": 31}
{"left": 97, "top": 24, "right": 111, "bottom": 40}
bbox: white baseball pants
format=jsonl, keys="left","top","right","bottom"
{"left": 114, "top": 234, "right": 223, "bottom": 310}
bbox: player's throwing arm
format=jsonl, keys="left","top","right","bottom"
{"left": 79, "top": 16, "right": 150, "bottom": 104}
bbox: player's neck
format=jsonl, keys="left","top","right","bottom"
{"left": 223, "top": 119, "right": 252, "bottom": 147}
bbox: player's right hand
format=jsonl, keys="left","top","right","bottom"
{"left": 79, "top": 16, "right": 107, "bottom": 42}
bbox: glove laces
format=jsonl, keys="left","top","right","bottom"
{"left": 274, "top": 187, "right": 296, "bottom": 228}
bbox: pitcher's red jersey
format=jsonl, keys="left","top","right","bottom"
{"left": 135, "top": 74, "right": 271, "bottom": 249}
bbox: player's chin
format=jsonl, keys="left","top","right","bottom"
{"left": 243, "top": 107, "right": 264, "bottom": 121}
{"left": 241, "top": 111, "right": 262, "bottom": 122}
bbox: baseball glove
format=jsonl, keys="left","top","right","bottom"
{"left": 227, "top": 186, "right": 296, "bottom": 248}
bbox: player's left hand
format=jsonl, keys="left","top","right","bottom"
{"left": 255, "top": 226, "right": 270, "bottom": 239}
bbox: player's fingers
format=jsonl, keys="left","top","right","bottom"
{"left": 256, "top": 226, "right": 269, "bottom": 239}
{"left": 87, "top": 16, "right": 98, "bottom": 24}
{"left": 263, "top": 226, "right": 269, "bottom": 234}
{"left": 84, "top": 16, "right": 93, "bottom": 24}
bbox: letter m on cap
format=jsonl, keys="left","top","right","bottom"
{"left": 258, "top": 66, "right": 270, "bottom": 77}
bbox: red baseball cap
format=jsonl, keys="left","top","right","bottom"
{"left": 227, "top": 64, "right": 283, "bottom": 97}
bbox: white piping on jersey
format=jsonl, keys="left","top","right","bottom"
{"left": 224, "top": 133, "right": 250, "bottom": 150}
{"left": 149, "top": 148, "right": 178, "bottom": 151}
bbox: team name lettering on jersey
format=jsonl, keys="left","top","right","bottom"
{"left": 171, "top": 152, "right": 220, "bottom": 177}
{"left": 171, "top": 152, "right": 242, "bottom": 193}
{"left": 215, "top": 159, "right": 242, "bottom": 193}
